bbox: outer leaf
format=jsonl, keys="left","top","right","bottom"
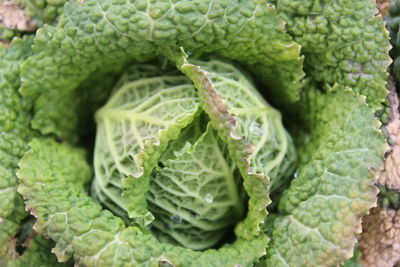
{"left": 30, "top": 59, "right": 126, "bottom": 144}
{"left": 0, "top": 37, "right": 33, "bottom": 223}
{"left": 264, "top": 87, "right": 387, "bottom": 267}
{"left": 15, "top": 0, "right": 66, "bottom": 25}
{"left": 2, "top": 235, "right": 68, "bottom": 267}
{"left": 92, "top": 69, "right": 200, "bottom": 224}
{"left": 355, "top": 86, "right": 400, "bottom": 266}
{"left": 0, "top": 1, "right": 36, "bottom": 42}
{"left": 277, "top": 0, "right": 391, "bottom": 112}
{"left": 18, "top": 138, "right": 268, "bottom": 266}
{"left": 172, "top": 52, "right": 296, "bottom": 239}
{"left": 1, "top": 24, "right": 21, "bottom": 43}
{"left": 358, "top": 207, "right": 400, "bottom": 267}
{"left": 340, "top": 246, "right": 362, "bottom": 267}
{"left": 19, "top": 0, "right": 303, "bottom": 141}
{"left": 0, "top": 37, "right": 64, "bottom": 265}
{"left": 0, "top": 37, "right": 34, "bottom": 256}
{"left": 12, "top": 1, "right": 391, "bottom": 266}
{"left": 148, "top": 117, "right": 245, "bottom": 250}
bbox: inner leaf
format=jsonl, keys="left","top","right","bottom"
{"left": 92, "top": 66, "right": 200, "bottom": 225}
{"left": 147, "top": 115, "right": 246, "bottom": 250}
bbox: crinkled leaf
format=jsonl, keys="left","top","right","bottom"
{"left": 0, "top": 37, "right": 64, "bottom": 265}
{"left": 359, "top": 207, "right": 400, "bottom": 266}
{"left": 341, "top": 246, "right": 362, "bottom": 267}
{"left": 357, "top": 86, "right": 400, "bottom": 266}
{"left": 0, "top": 37, "right": 33, "bottom": 221}
{"left": 277, "top": 0, "right": 391, "bottom": 112}
{"left": 18, "top": 138, "right": 268, "bottom": 265}
{"left": 374, "top": 87, "right": 400, "bottom": 191}
{"left": 3, "top": 235, "right": 69, "bottom": 267}
{"left": 12, "top": 0, "right": 391, "bottom": 266}
{"left": 171, "top": 51, "right": 296, "bottom": 239}
{"left": 264, "top": 87, "right": 386, "bottom": 267}
{"left": 0, "top": 1, "right": 36, "bottom": 31}
{"left": 0, "top": 37, "right": 34, "bottom": 256}
{"left": 148, "top": 117, "right": 245, "bottom": 250}
{"left": 15, "top": 0, "right": 66, "bottom": 25}
{"left": 93, "top": 67, "right": 200, "bottom": 224}
{"left": 19, "top": 0, "right": 303, "bottom": 141}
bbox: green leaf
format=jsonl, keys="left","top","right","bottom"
{"left": 263, "top": 87, "right": 387, "bottom": 266}
{"left": 277, "top": 0, "right": 391, "bottom": 112}
{"left": 0, "top": 37, "right": 33, "bottom": 221}
{"left": 19, "top": 0, "right": 304, "bottom": 140}
{"left": 0, "top": 36, "right": 64, "bottom": 265}
{"left": 11, "top": 0, "right": 391, "bottom": 265}
{"left": 93, "top": 66, "right": 200, "bottom": 225}
{"left": 16, "top": 0, "right": 66, "bottom": 25}
{"left": 0, "top": 37, "right": 34, "bottom": 257}
{"left": 18, "top": 138, "right": 268, "bottom": 265}
{"left": 172, "top": 51, "right": 296, "bottom": 239}
{"left": 3, "top": 235, "right": 70, "bottom": 267}
{"left": 148, "top": 116, "right": 245, "bottom": 250}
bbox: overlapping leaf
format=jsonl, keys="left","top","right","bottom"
{"left": 173, "top": 53, "right": 296, "bottom": 239}
{"left": 18, "top": 138, "right": 268, "bottom": 266}
{"left": 19, "top": 0, "right": 303, "bottom": 142}
{"left": 148, "top": 117, "right": 246, "bottom": 250}
{"left": 93, "top": 68, "right": 200, "bottom": 224}
{"left": 0, "top": 37, "right": 62, "bottom": 265}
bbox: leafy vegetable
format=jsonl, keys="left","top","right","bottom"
{"left": 0, "top": 37, "right": 64, "bottom": 266}
{"left": 92, "top": 69, "right": 201, "bottom": 226}
{"left": 14, "top": 0, "right": 66, "bottom": 25}
{"left": 91, "top": 57, "right": 295, "bottom": 250}
{"left": 264, "top": 86, "right": 385, "bottom": 266}
{"left": 354, "top": 78, "right": 400, "bottom": 266}
{"left": 0, "top": 1, "right": 36, "bottom": 42}
{"left": 18, "top": 138, "right": 268, "bottom": 266}
{"left": 0, "top": 0, "right": 392, "bottom": 266}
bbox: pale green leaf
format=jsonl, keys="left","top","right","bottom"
{"left": 148, "top": 117, "right": 245, "bottom": 250}
{"left": 93, "top": 67, "right": 200, "bottom": 224}
{"left": 264, "top": 87, "right": 387, "bottom": 267}
{"left": 172, "top": 51, "right": 296, "bottom": 239}
{"left": 18, "top": 138, "right": 268, "bottom": 265}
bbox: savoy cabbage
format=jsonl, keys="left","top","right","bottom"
{"left": 0, "top": 0, "right": 393, "bottom": 266}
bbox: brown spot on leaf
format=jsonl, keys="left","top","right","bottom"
{"left": 0, "top": 40, "right": 11, "bottom": 48}
{"left": 7, "top": 238, "right": 20, "bottom": 259}
{"left": 0, "top": 1, "right": 36, "bottom": 31}
{"left": 377, "top": 0, "right": 391, "bottom": 16}
{"left": 359, "top": 82, "right": 400, "bottom": 266}
{"left": 375, "top": 87, "right": 400, "bottom": 190}
{"left": 359, "top": 207, "right": 400, "bottom": 266}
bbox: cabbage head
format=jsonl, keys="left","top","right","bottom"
{"left": 0, "top": 0, "right": 392, "bottom": 266}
